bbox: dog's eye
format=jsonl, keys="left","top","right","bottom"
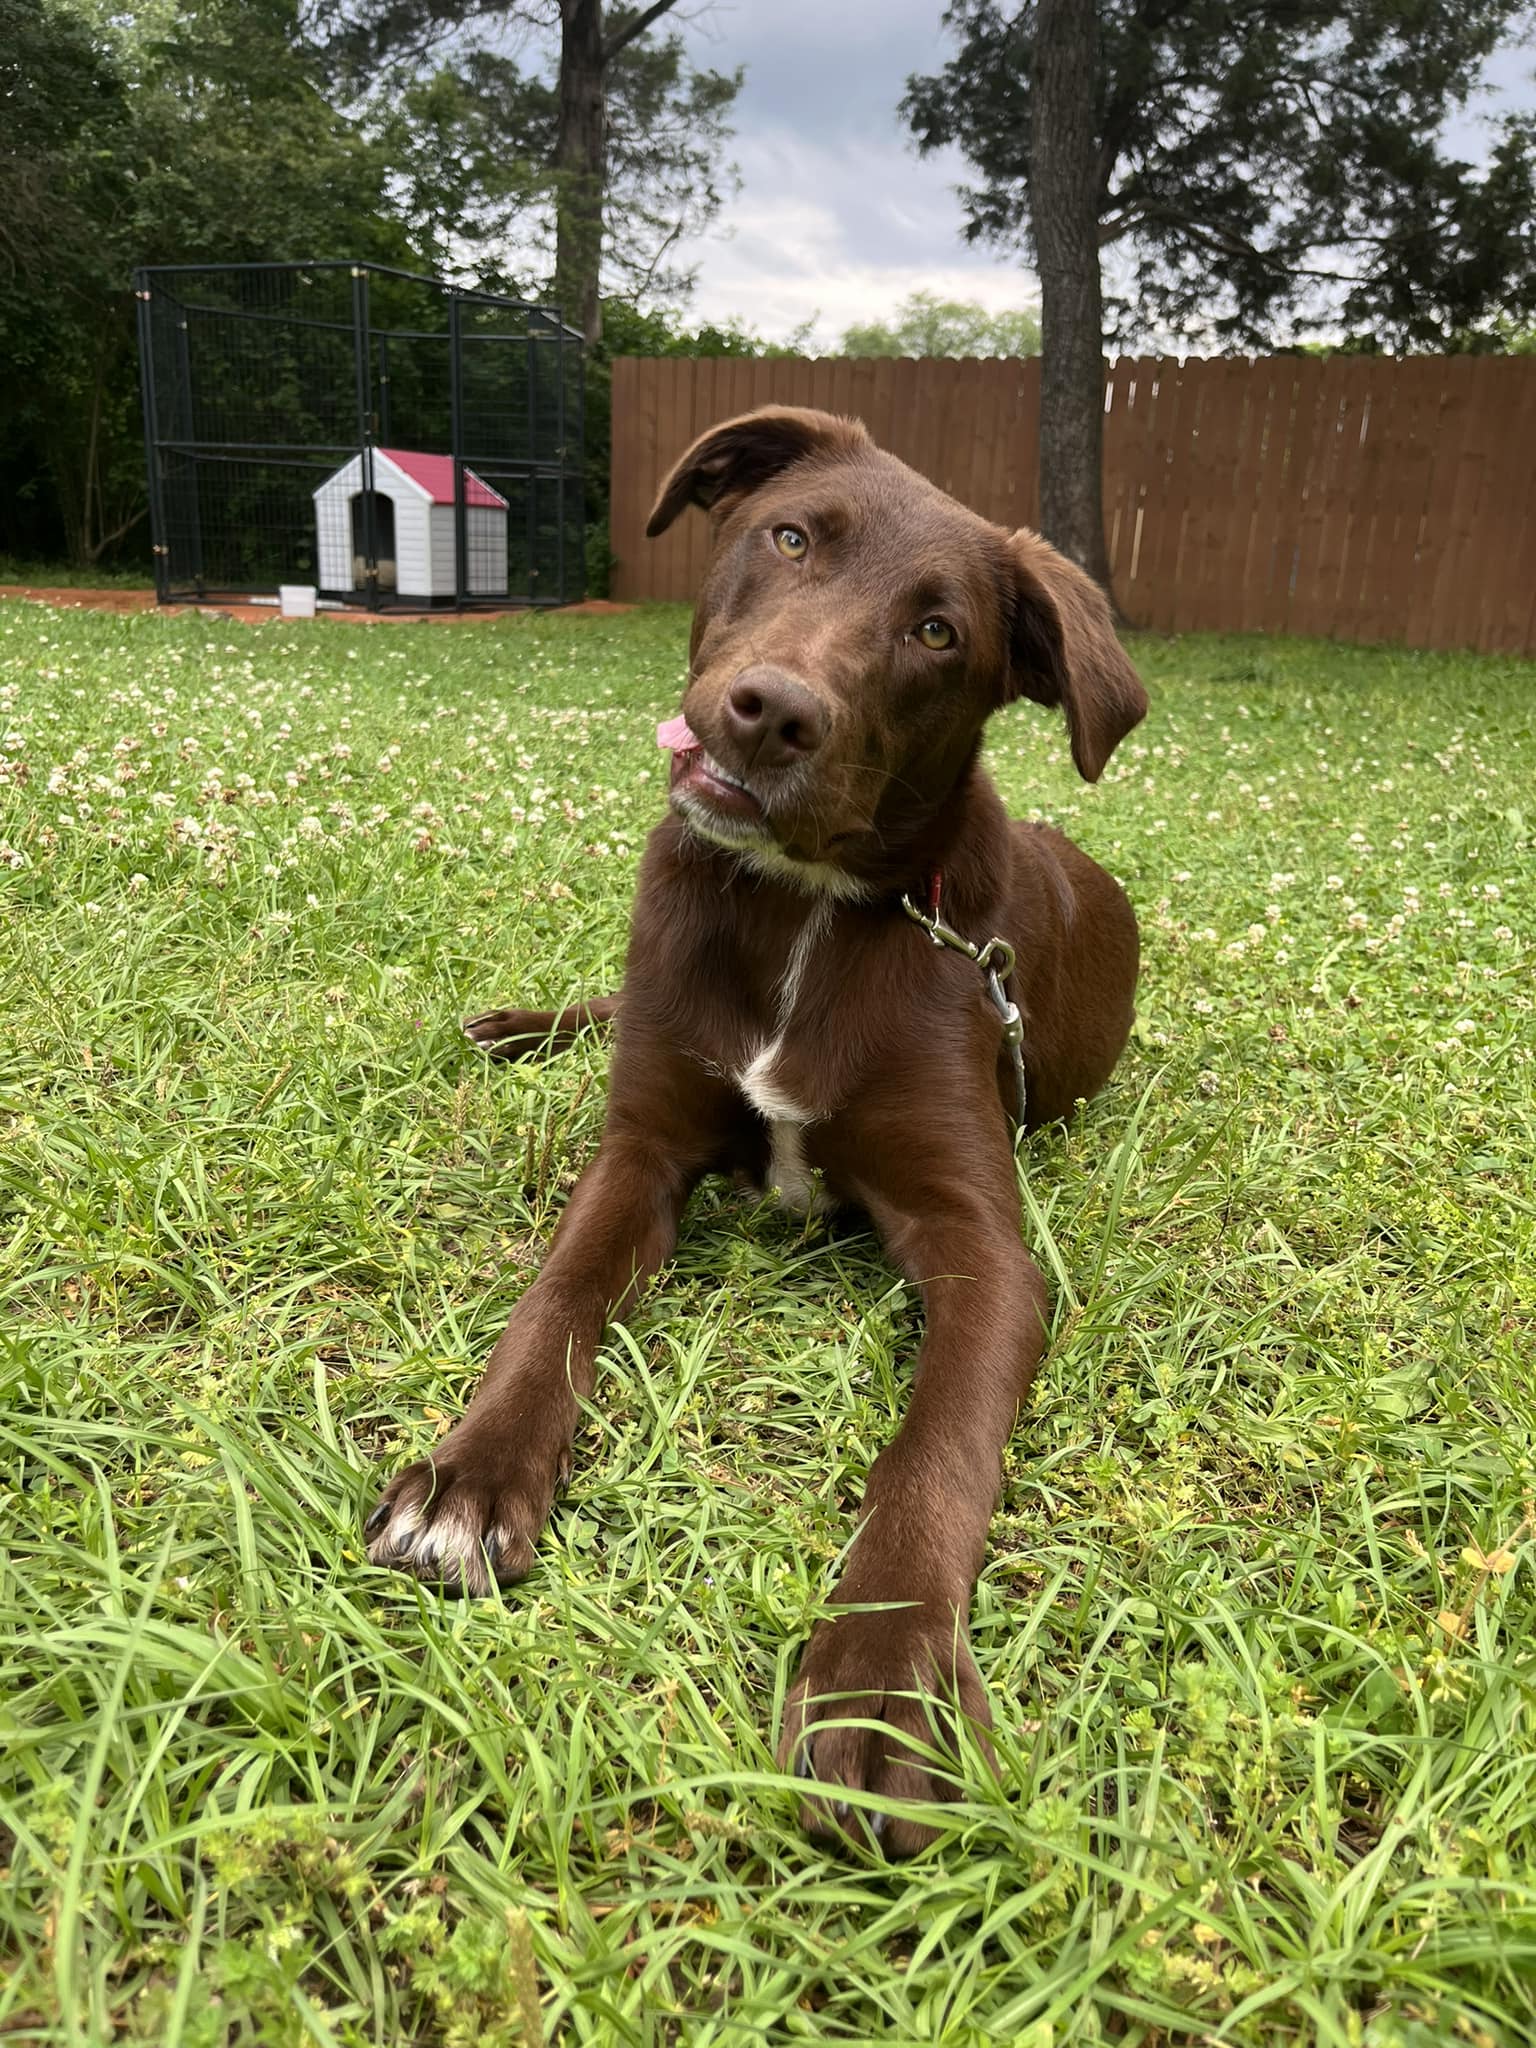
{"left": 916, "top": 618, "right": 955, "bottom": 651}
{"left": 773, "top": 526, "right": 808, "bottom": 559}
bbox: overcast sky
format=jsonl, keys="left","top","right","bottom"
{"left": 663, "top": 0, "right": 1536, "bottom": 349}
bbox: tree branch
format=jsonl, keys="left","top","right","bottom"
{"left": 602, "top": 0, "right": 681, "bottom": 62}
{"left": 86, "top": 504, "right": 147, "bottom": 564}
{"left": 625, "top": 209, "right": 689, "bottom": 297}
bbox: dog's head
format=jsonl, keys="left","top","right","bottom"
{"left": 647, "top": 406, "right": 1147, "bottom": 894}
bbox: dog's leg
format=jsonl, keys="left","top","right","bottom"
{"left": 779, "top": 1102, "right": 1047, "bottom": 1851}
{"left": 463, "top": 994, "right": 620, "bottom": 1059}
{"left": 365, "top": 1076, "right": 724, "bottom": 1594}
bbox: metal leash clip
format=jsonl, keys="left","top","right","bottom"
{"left": 901, "top": 891, "right": 1029, "bottom": 1129}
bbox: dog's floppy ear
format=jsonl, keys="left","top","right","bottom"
{"left": 646, "top": 406, "right": 869, "bottom": 538}
{"left": 1005, "top": 529, "right": 1148, "bottom": 781}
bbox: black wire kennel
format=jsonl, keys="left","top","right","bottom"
{"left": 133, "top": 262, "right": 585, "bottom": 609}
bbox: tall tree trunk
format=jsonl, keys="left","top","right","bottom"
{"left": 1030, "top": 0, "right": 1112, "bottom": 590}
{"left": 553, "top": 1, "right": 682, "bottom": 345}
{"left": 555, "top": 0, "right": 607, "bottom": 345}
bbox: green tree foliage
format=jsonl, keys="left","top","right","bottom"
{"left": 311, "top": 2, "right": 742, "bottom": 338}
{"left": 1487, "top": 315, "right": 1536, "bottom": 352}
{"left": 1, "top": 0, "right": 734, "bottom": 577}
{"left": 903, "top": 0, "right": 1536, "bottom": 352}
{"left": 1, "top": 0, "right": 132, "bottom": 564}
{"left": 377, "top": 58, "right": 551, "bottom": 292}
{"left": 840, "top": 290, "right": 1041, "bottom": 357}
{"left": 0, "top": 0, "right": 409, "bottom": 564}
{"left": 0, "top": 0, "right": 123, "bottom": 292}
{"left": 381, "top": 31, "right": 739, "bottom": 310}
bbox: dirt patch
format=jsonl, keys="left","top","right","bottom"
{"left": 0, "top": 586, "right": 633, "bottom": 626}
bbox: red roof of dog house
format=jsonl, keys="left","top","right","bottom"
{"left": 377, "top": 449, "right": 508, "bottom": 510}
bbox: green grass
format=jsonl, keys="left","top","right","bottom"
{"left": 0, "top": 560, "right": 152, "bottom": 591}
{"left": 1, "top": 599, "right": 1534, "bottom": 2047}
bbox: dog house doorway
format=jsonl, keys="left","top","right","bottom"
{"left": 351, "top": 491, "right": 396, "bottom": 593}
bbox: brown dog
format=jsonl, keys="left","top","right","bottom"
{"left": 366, "top": 407, "right": 1148, "bottom": 1849}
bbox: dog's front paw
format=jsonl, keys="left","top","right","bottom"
{"left": 462, "top": 1006, "right": 550, "bottom": 1058}
{"left": 778, "top": 1605, "right": 995, "bottom": 1853}
{"left": 364, "top": 1427, "right": 569, "bottom": 1596}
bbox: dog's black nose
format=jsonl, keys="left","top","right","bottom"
{"left": 724, "top": 667, "right": 825, "bottom": 767}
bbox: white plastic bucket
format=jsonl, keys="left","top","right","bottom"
{"left": 279, "top": 584, "right": 317, "bottom": 619}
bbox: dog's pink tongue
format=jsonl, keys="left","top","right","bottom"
{"left": 656, "top": 713, "right": 698, "bottom": 753}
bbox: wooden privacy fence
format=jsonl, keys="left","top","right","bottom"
{"left": 609, "top": 354, "right": 1536, "bottom": 655}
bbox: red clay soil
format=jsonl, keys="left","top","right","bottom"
{"left": 0, "top": 586, "right": 633, "bottom": 626}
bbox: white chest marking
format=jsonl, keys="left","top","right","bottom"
{"left": 773, "top": 900, "right": 832, "bottom": 1024}
{"left": 740, "top": 1037, "right": 811, "bottom": 1123}
{"left": 741, "top": 1039, "right": 823, "bottom": 1208}
{"left": 737, "top": 903, "right": 832, "bottom": 1208}
{"left": 765, "top": 1119, "right": 823, "bottom": 1212}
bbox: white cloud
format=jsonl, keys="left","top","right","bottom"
{"left": 675, "top": 128, "right": 1039, "bottom": 346}
{"left": 668, "top": 1, "right": 1039, "bottom": 346}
